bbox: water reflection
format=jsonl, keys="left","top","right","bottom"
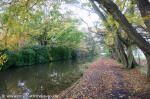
{"left": 0, "top": 57, "right": 98, "bottom": 97}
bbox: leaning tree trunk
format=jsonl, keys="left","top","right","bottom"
{"left": 90, "top": 0, "right": 133, "bottom": 68}
{"left": 115, "top": 37, "right": 128, "bottom": 68}
{"left": 137, "top": 0, "right": 150, "bottom": 80}
{"left": 111, "top": 48, "right": 119, "bottom": 60}
{"left": 117, "top": 33, "right": 137, "bottom": 69}
{"left": 144, "top": 54, "right": 150, "bottom": 80}
{"left": 137, "top": 0, "right": 150, "bottom": 33}
{"left": 94, "top": 0, "right": 150, "bottom": 78}
{"left": 95, "top": 0, "right": 150, "bottom": 54}
{"left": 126, "top": 45, "right": 137, "bottom": 69}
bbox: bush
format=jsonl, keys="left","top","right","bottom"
{"left": 71, "top": 50, "right": 78, "bottom": 59}
{"left": 16, "top": 47, "right": 36, "bottom": 66}
{"left": 49, "top": 46, "right": 72, "bottom": 61}
{"left": 0, "top": 49, "right": 18, "bottom": 70}
{"left": 0, "top": 45, "right": 74, "bottom": 70}
{"left": 31, "top": 45, "right": 50, "bottom": 63}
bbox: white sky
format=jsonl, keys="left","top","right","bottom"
{"left": 68, "top": 5, "right": 100, "bottom": 27}
{"left": 60, "top": 0, "right": 100, "bottom": 31}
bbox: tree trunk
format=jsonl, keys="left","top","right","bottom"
{"left": 108, "top": 46, "right": 118, "bottom": 60}
{"left": 115, "top": 37, "right": 128, "bottom": 68}
{"left": 137, "top": 0, "right": 150, "bottom": 33}
{"left": 126, "top": 45, "right": 137, "bottom": 69}
{"left": 90, "top": 0, "right": 137, "bottom": 68}
{"left": 145, "top": 54, "right": 150, "bottom": 80}
{"left": 95, "top": 0, "right": 150, "bottom": 55}
{"left": 117, "top": 33, "right": 138, "bottom": 68}
{"left": 94, "top": 0, "right": 150, "bottom": 77}
{"left": 89, "top": 0, "right": 112, "bottom": 31}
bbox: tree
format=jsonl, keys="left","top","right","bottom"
{"left": 93, "top": 0, "right": 150, "bottom": 78}
{"left": 136, "top": 0, "right": 150, "bottom": 33}
{"left": 0, "top": 0, "right": 43, "bottom": 49}
{"left": 0, "top": 0, "right": 84, "bottom": 49}
{"left": 89, "top": 0, "right": 137, "bottom": 68}
{"left": 27, "top": 2, "right": 84, "bottom": 48}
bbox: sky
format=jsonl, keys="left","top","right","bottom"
{"left": 60, "top": 0, "right": 100, "bottom": 31}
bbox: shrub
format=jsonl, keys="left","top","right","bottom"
{"left": 31, "top": 45, "right": 50, "bottom": 63}
{"left": 0, "top": 49, "right": 18, "bottom": 70}
{"left": 49, "top": 46, "right": 72, "bottom": 61}
{"left": 16, "top": 47, "right": 36, "bottom": 66}
{"left": 0, "top": 45, "right": 74, "bottom": 70}
{"left": 71, "top": 50, "right": 78, "bottom": 59}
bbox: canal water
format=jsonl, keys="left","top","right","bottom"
{"left": 0, "top": 57, "right": 99, "bottom": 98}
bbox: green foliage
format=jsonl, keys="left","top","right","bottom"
{"left": 0, "top": 0, "right": 95, "bottom": 71}
{"left": 71, "top": 50, "right": 78, "bottom": 59}
{"left": 50, "top": 46, "right": 72, "bottom": 61}
{"left": 0, "top": 45, "right": 76, "bottom": 70}
{"left": 0, "top": 47, "right": 8, "bottom": 70}
{"left": 57, "top": 25, "right": 84, "bottom": 48}
{"left": 16, "top": 47, "right": 36, "bottom": 66}
{"left": 16, "top": 45, "right": 73, "bottom": 66}
{"left": 31, "top": 45, "right": 50, "bottom": 64}
{"left": 0, "top": 0, "right": 84, "bottom": 49}
{"left": 27, "top": 4, "right": 84, "bottom": 49}
{"left": 0, "top": 49, "right": 18, "bottom": 70}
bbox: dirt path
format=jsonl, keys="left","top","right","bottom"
{"left": 58, "top": 58, "right": 150, "bottom": 99}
